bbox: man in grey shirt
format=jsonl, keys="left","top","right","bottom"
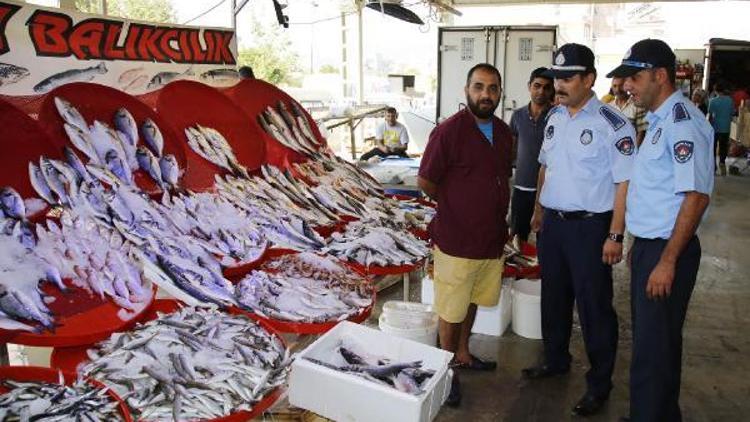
{"left": 509, "top": 67, "right": 554, "bottom": 243}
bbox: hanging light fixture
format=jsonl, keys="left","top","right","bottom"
{"left": 365, "top": 0, "right": 424, "bottom": 25}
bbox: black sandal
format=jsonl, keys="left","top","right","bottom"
{"left": 451, "top": 354, "right": 497, "bottom": 371}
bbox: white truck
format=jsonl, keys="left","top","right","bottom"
{"left": 437, "top": 25, "right": 557, "bottom": 122}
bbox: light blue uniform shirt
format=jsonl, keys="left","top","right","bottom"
{"left": 626, "top": 90, "right": 714, "bottom": 239}
{"left": 538, "top": 95, "right": 636, "bottom": 212}
{"left": 478, "top": 121, "right": 493, "bottom": 145}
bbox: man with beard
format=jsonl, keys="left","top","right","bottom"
{"left": 522, "top": 43, "right": 636, "bottom": 417}
{"left": 609, "top": 39, "right": 713, "bottom": 422}
{"left": 509, "top": 67, "right": 554, "bottom": 244}
{"left": 418, "top": 63, "right": 512, "bottom": 407}
{"left": 606, "top": 77, "right": 649, "bottom": 146}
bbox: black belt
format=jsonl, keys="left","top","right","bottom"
{"left": 547, "top": 209, "right": 612, "bottom": 220}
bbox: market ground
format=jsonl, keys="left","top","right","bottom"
{"left": 371, "top": 173, "right": 750, "bottom": 422}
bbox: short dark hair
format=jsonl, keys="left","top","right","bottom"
{"left": 385, "top": 107, "right": 398, "bottom": 115}
{"left": 238, "top": 66, "right": 255, "bottom": 79}
{"left": 665, "top": 64, "right": 676, "bottom": 86}
{"left": 466, "top": 63, "right": 501, "bottom": 87}
{"left": 529, "top": 67, "right": 552, "bottom": 84}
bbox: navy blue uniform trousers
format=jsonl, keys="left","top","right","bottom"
{"left": 537, "top": 209, "right": 618, "bottom": 398}
{"left": 630, "top": 236, "right": 700, "bottom": 422}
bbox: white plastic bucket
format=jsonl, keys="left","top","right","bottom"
{"left": 379, "top": 301, "right": 438, "bottom": 346}
{"left": 379, "top": 314, "right": 438, "bottom": 346}
{"left": 511, "top": 278, "right": 542, "bottom": 339}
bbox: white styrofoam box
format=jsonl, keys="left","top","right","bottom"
{"left": 421, "top": 276, "right": 513, "bottom": 336}
{"left": 289, "top": 321, "right": 453, "bottom": 422}
{"left": 382, "top": 301, "right": 436, "bottom": 328}
{"left": 511, "top": 278, "right": 542, "bottom": 339}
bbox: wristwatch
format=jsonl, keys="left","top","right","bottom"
{"left": 608, "top": 233, "right": 624, "bottom": 243}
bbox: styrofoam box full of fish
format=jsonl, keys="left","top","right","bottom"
{"left": 421, "top": 276, "right": 513, "bottom": 337}
{"left": 289, "top": 321, "right": 453, "bottom": 422}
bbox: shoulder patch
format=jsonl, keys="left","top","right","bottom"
{"left": 599, "top": 106, "right": 626, "bottom": 131}
{"left": 673, "top": 102, "right": 691, "bottom": 123}
{"left": 615, "top": 136, "right": 635, "bottom": 155}
{"left": 673, "top": 140, "right": 694, "bottom": 163}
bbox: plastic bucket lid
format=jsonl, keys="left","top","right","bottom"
{"left": 382, "top": 300, "right": 433, "bottom": 316}
{"left": 379, "top": 314, "right": 437, "bottom": 333}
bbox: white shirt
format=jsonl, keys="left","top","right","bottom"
{"left": 376, "top": 121, "right": 409, "bottom": 148}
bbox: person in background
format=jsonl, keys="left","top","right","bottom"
{"left": 418, "top": 63, "right": 513, "bottom": 407}
{"left": 509, "top": 67, "right": 554, "bottom": 245}
{"left": 611, "top": 37, "right": 714, "bottom": 422}
{"left": 731, "top": 84, "right": 750, "bottom": 110}
{"left": 707, "top": 81, "right": 734, "bottom": 176}
{"left": 522, "top": 43, "right": 636, "bottom": 417}
{"left": 601, "top": 87, "right": 615, "bottom": 104}
{"left": 691, "top": 88, "right": 708, "bottom": 115}
{"left": 359, "top": 107, "right": 410, "bottom": 161}
{"left": 238, "top": 66, "right": 255, "bottom": 79}
{"left": 606, "top": 77, "right": 649, "bottom": 146}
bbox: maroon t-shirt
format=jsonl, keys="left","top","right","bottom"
{"left": 419, "top": 108, "right": 512, "bottom": 259}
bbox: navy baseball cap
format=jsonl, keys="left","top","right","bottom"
{"left": 544, "top": 43, "right": 596, "bottom": 79}
{"left": 607, "top": 39, "right": 676, "bottom": 78}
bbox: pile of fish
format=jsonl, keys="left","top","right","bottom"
{"left": 258, "top": 100, "right": 323, "bottom": 157}
{"left": 235, "top": 252, "right": 373, "bottom": 323}
{"left": 38, "top": 97, "right": 180, "bottom": 197}
{"left": 82, "top": 307, "right": 291, "bottom": 421}
{"left": 303, "top": 337, "right": 435, "bottom": 396}
{"left": 324, "top": 221, "right": 430, "bottom": 267}
{"left": 0, "top": 374, "right": 124, "bottom": 421}
{"left": 184, "top": 124, "right": 249, "bottom": 177}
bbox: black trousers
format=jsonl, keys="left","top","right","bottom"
{"left": 714, "top": 132, "right": 729, "bottom": 166}
{"left": 630, "top": 236, "right": 700, "bottom": 422}
{"left": 510, "top": 188, "right": 536, "bottom": 242}
{"left": 359, "top": 148, "right": 408, "bottom": 161}
{"left": 537, "top": 210, "right": 618, "bottom": 398}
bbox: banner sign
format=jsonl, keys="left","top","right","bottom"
{"left": 0, "top": 0, "right": 239, "bottom": 95}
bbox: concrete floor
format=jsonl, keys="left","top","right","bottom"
{"left": 372, "top": 174, "right": 750, "bottom": 422}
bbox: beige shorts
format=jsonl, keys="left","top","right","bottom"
{"left": 433, "top": 246, "right": 504, "bottom": 323}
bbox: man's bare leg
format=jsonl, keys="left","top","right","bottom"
{"left": 455, "top": 303, "right": 477, "bottom": 363}
{"left": 438, "top": 317, "right": 461, "bottom": 353}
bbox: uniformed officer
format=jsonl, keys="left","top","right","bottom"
{"left": 522, "top": 43, "right": 637, "bottom": 417}
{"left": 609, "top": 39, "right": 714, "bottom": 422}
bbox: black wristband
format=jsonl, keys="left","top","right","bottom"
{"left": 608, "top": 233, "right": 624, "bottom": 243}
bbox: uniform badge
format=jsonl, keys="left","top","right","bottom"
{"left": 673, "top": 103, "right": 691, "bottom": 122}
{"left": 555, "top": 52, "right": 565, "bottom": 66}
{"left": 615, "top": 136, "right": 635, "bottom": 155}
{"left": 546, "top": 125, "right": 554, "bottom": 139}
{"left": 651, "top": 127, "right": 662, "bottom": 145}
{"left": 673, "top": 140, "right": 694, "bottom": 163}
{"left": 580, "top": 129, "right": 593, "bottom": 145}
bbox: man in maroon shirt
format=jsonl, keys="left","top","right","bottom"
{"left": 418, "top": 63, "right": 513, "bottom": 407}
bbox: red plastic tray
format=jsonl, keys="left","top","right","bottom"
{"left": 0, "top": 281, "right": 156, "bottom": 347}
{"left": 155, "top": 80, "right": 266, "bottom": 191}
{"left": 228, "top": 248, "right": 376, "bottom": 334}
{"left": 50, "top": 299, "right": 285, "bottom": 422}
{"left": 346, "top": 259, "right": 425, "bottom": 276}
{"left": 221, "top": 246, "right": 270, "bottom": 280}
{"left": 35, "top": 82, "right": 187, "bottom": 196}
{"left": 0, "top": 366, "right": 133, "bottom": 422}
{"left": 222, "top": 79, "right": 321, "bottom": 168}
{"left": 0, "top": 98, "right": 60, "bottom": 216}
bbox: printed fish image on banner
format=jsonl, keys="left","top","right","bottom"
{"left": 117, "top": 66, "right": 145, "bottom": 86}
{"left": 33, "top": 62, "right": 108, "bottom": 93}
{"left": 146, "top": 66, "right": 194, "bottom": 90}
{"left": 0, "top": 62, "right": 30, "bottom": 86}
{"left": 200, "top": 68, "right": 239, "bottom": 84}
{"left": 122, "top": 74, "right": 149, "bottom": 92}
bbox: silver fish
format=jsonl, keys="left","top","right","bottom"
{"left": 63, "top": 145, "right": 91, "bottom": 182}
{"left": 159, "top": 154, "right": 179, "bottom": 187}
{"left": 29, "top": 162, "right": 56, "bottom": 204}
{"left": 0, "top": 187, "right": 25, "bottom": 220}
{"left": 141, "top": 118, "right": 164, "bottom": 157}
{"left": 0, "top": 62, "right": 30, "bottom": 86}
{"left": 114, "top": 107, "right": 139, "bottom": 146}
{"left": 63, "top": 123, "right": 99, "bottom": 163}
{"left": 136, "top": 146, "right": 164, "bottom": 188}
{"left": 55, "top": 97, "right": 88, "bottom": 132}
{"left": 34, "top": 62, "right": 108, "bottom": 93}
{"left": 0, "top": 284, "right": 54, "bottom": 329}
{"left": 105, "top": 149, "right": 133, "bottom": 185}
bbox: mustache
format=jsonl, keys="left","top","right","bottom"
{"left": 556, "top": 91, "right": 568, "bottom": 96}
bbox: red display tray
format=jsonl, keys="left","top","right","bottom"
{"left": 50, "top": 299, "right": 285, "bottom": 422}
{"left": 221, "top": 247, "right": 270, "bottom": 280}
{"left": 346, "top": 259, "right": 425, "bottom": 276}
{"left": 155, "top": 80, "right": 266, "bottom": 191}
{"left": 0, "top": 98, "right": 61, "bottom": 217}
{"left": 0, "top": 366, "right": 133, "bottom": 422}
{"left": 36, "top": 82, "right": 187, "bottom": 196}
{"left": 229, "top": 248, "right": 376, "bottom": 334}
{"left": 0, "top": 280, "right": 156, "bottom": 347}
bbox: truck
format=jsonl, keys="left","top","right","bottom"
{"left": 436, "top": 25, "right": 557, "bottom": 122}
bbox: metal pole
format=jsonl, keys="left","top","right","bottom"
{"left": 357, "top": 3, "right": 364, "bottom": 105}
{"left": 349, "top": 120, "right": 357, "bottom": 160}
{"left": 341, "top": 12, "right": 348, "bottom": 98}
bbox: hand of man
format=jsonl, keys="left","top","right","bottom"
{"left": 646, "top": 260, "right": 675, "bottom": 300}
{"left": 377, "top": 144, "right": 388, "bottom": 153}
{"left": 602, "top": 239, "right": 623, "bottom": 265}
{"left": 531, "top": 208, "right": 543, "bottom": 233}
